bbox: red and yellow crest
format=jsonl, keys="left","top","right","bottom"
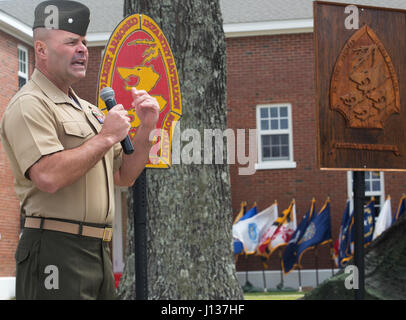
{"left": 97, "top": 14, "right": 182, "bottom": 168}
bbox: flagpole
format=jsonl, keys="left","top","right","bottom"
{"left": 314, "top": 245, "right": 319, "bottom": 286}
{"left": 330, "top": 241, "right": 335, "bottom": 276}
{"left": 278, "top": 249, "right": 284, "bottom": 289}
{"left": 297, "top": 265, "right": 302, "bottom": 292}
{"left": 259, "top": 255, "right": 268, "bottom": 292}
{"left": 244, "top": 254, "right": 249, "bottom": 287}
{"left": 353, "top": 171, "right": 365, "bottom": 300}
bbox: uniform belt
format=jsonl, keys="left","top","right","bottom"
{"left": 24, "top": 217, "right": 113, "bottom": 242}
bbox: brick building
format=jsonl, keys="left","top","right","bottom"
{"left": 225, "top": 0, "right": 406, "bottom": 277}
{"left": 1, "top": 0, "right": 406, "bottom": 297}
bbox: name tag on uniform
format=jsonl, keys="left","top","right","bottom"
{"left": 92, "top": 110, "right": 105, "bottom": 124}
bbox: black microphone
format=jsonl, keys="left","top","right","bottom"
{"left": 100, "top": 87, "right": 134, "bottom": 155}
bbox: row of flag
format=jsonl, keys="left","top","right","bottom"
{"left": 334, "top": 195, "right": 406, "bottom": 268}
{"left": 232, "top": 195, "right": 406, "bottom": 274}
{"left": 232, "top": 198, "right": 331, "bottom": 274}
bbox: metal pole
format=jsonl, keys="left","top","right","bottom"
{"left": 260, "top": 256, "right": 268, "bottom": 292}
{"left": 297, "top": 266, "right": 302, "bottom": 292}
{"left": 330, "top": 242, "right": 335, "bottom": 276}
{"left": 278, "top": 250, "right": 284, "bottom": 289}
{"left": 314, "top": 245, "right": 319, "bottom": 286}
{"left": 244, "top": 255, "right": 249, "bottom": 286}
{"left": 353, "top": 171, "right": 365, "bottom": 300}
{"left": 133, "top": 169, "right": 148, "bottom": 300}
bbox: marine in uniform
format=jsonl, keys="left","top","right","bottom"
{"left": 0, "top": 1, "right": 159, "bottom": 299}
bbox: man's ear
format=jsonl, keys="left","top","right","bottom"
{"left": 34, "top": 40, "right": 48, "bottom": 59}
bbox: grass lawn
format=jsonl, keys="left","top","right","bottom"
{"left": 244, "top": 291, "right": 305, "bottom": 300}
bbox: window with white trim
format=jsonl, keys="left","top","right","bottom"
{"left": 256, "top": 103, "right": 296, "bottom": 170}
{"left": 347, "top": 171, "right": 385, "bottom": 218}
{"left": 18, "top": 45, "right": 28, "bottom": 89}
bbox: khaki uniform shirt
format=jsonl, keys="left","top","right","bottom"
{"left": 0, "top": 69, "right": 122, "bottom": 225}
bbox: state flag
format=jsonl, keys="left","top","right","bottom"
{"left": 282, "top": 198, "right": 315, "bottom": 274}
{"left": 373, "top": 196, "right": 392, "bottom": 240}
{"left": 233, "top": 202, "right": 256, "bottom": 255}
{"left": 392, "top": 195, "right": 406, "bottom": 225}
{"left": 337, "top": 200, "right": 353, "bottom": 268}
{"left": 232, "top": 203, "right": 278, "bottom": 254}
{"left": 258, "top": 200, "right": 296, "bottom": 258}
{"left": 296, "top": 199, "right": 332, "bottom": 266}
{"left": 363, "top": 199, "right": 375, "bottom": 246}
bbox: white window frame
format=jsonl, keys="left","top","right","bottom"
{"left": 347, "top": 171, "right": 385, "bottom": 213}
{"left": 255, "top": 103, "right": 296, "bottom": 170}
{"left": 18, "top": 45, "right": 29, "bottom": 87}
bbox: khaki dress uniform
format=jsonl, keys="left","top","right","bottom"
{"left": 0, "top": 69, "right": 123, "bottom": 299}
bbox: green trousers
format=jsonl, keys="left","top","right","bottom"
{"left": 15, "top": 228, "right": 116, "bottom": 300}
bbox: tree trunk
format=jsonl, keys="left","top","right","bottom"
{"left": 117, "top": 0, "right": 243, "bottom": 300}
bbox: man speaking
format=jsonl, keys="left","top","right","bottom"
{"left": 0, "top": 0, "right": 159, "bottom": 299}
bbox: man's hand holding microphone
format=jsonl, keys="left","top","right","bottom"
{"left": 100, "top": 87, "right": 160, "bottom": 154}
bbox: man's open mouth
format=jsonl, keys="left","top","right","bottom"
{"left": 72, "top": 59, "right": 86, "bottom": 67}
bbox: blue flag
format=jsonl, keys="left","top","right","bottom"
{"left": 392, "top": 195, "right": 406, "bottom": 225}
{"left": 233, "top": 240, "right": 244, "bottom": 255}
{"left": 297, "top": 199, "right": 332, "bottom": 266}
{"left": 282, "top": 199, "right": 315, "bottom": 274}
{"left": 342, "top": 199, "right": 376, "bottom": 266}
{"left": 239, "top": 205, "right": 258, "bottom": 221}
{"left": 233, "top": 204, "right": 258, "bottom": 255}
{"left": 337, "top": 200, "right": 353, "bottom": 268}
{"left": 364, "top": 200, "right": 375, "bottom": 246}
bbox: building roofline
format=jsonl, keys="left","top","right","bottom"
{"left": 0, "top": 10, "right": 32, "bottom": 45}
{"left": 0, "top": 10, "right": 314, "bottom": 47}
{"left": 85, "top": 32, "right": 112, "bottom": 47}
{"left": 223, "top": 18, "right": 313, "bottom": 38}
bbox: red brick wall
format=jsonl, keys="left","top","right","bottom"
{"left": 0, "top": 30, "right": 34, "bottom": 277}
{"left": 226, "top": 33, "right": 406, "bottom": 272}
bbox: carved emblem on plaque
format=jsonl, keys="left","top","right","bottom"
{"left": 330, "top": 25, "right": 400, "bottom": 129}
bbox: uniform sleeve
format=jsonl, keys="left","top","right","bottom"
{"left": 113, "top": 142, "right": 123, "bottom": 173}
{"left": 3, "top": 95, "right": 64, "bottom": 177}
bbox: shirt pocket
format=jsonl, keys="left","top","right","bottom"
{"left": 61, "top": 121, "right": 93, "bottom": 149}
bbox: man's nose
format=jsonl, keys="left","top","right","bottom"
{"left": 76, "top": 42, "right": 88, "bottom": 54}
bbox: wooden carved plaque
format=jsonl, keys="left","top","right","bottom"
{"left": 330, "top": 25, "right": 400, "bottom": 129}
{"left": 314, "top": 1, "right": 406, "bottom": 170}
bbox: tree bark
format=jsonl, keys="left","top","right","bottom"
{"left": 117, "top": 0, "right": 243, "bottom": 300}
